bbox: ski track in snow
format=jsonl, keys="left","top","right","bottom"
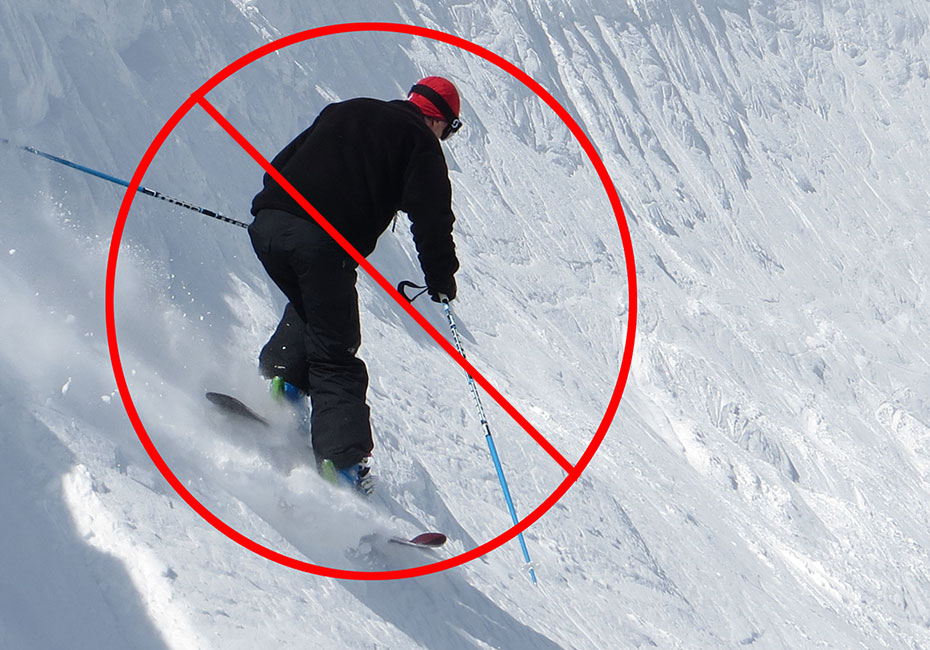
{"left": 2, "top": 0, "right": 930, "bottom": 648}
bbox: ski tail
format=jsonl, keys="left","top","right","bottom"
{"left": 205, "top": 392, "right": 270, "bottom": 427}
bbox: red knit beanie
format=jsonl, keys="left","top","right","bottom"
{"left": 408, "top": 76, "right": 460, "bottom": 119}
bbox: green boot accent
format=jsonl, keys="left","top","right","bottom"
{"left": 270, "top": 376, "right": 304, "bottom": 403}
{"left": 319, "top": 459, "right": 340, "bottom": 486}
{"left": 269, "top": 376, "right": 287, "bottom": 402}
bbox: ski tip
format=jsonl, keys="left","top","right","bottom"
{"left": 408, "top": 532, "right": 447, "bottom": 547}
{"left": 204, "top": 391, "right": 226, "bottom": 404}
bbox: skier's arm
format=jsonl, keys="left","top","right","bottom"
{"left": 401, "top": 147, "right": 459, "bottom": 300}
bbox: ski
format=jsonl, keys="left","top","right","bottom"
{"left": 388, "top": 532, "right": 447, "bottom": 549}
{"left": 205, "top": 391, "right": 270, "bottom": 427}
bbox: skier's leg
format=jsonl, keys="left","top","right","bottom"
{"left": 248, "top": 209, "right": 307, "bottom": 314}
{"left": 258, "top": 303, "right": 310, "bottom": 394}
{"left": 250, "top": 209, "right": 373, "bottom": 469}
{"left": 290, "top": 235, "right": 373, "bottom": 470}
{"left": 249, "top": 210, "right": 310, "bottom": 391}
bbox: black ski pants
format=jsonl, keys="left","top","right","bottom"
{"left": 248, "top": 209, "right": 373, "bottom": 468}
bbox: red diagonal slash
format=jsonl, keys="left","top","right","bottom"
{"left": 196, "top": 95, "right": 575, "bottom": 475}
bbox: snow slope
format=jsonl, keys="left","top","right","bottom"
{"left": 2, "top": 0, "right": 930, "bottom": 648}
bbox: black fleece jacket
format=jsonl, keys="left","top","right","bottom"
{"left": 251, "top": 98, "right": 459, "bottom": 289}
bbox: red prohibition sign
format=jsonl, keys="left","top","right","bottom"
{"left": 105, "top": 22, "right": 638, "bottom": 581}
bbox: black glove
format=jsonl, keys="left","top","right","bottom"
{"left": 428, "top": 276, "right": 457, "bottom": 303}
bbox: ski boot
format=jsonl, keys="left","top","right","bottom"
{"left": 269, "top": 376, "right": 309, "bottom": 439}
{"left": 319, "top": 457, "right": 374, "bottom": 497}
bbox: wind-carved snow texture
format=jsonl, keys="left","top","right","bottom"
{"left": 1, "top": 0, "right": 930, "bottom": 648}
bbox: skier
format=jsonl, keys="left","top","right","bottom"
{"left": 247, "top": 76, "right": 462, "bottom": 495}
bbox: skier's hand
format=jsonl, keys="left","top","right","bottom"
{"left": 428, "top": 276, "right": 456, "bottom": 303}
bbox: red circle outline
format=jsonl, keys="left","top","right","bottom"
{"left": 105, "top": 22, "right": 638, "bottom": 581}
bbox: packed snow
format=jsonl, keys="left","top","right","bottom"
{"left": 2, "top": 0, "right": 930, "bottom": 648}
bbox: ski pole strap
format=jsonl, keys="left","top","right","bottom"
{"left": 397, "top": 280, "right": 428, "bottom": 303}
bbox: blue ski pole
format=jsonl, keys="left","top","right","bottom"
{"left": 2, "top": 138, "right": 249, "bottom": 228}
{"left": 441, "top": 298, "right": 538, "bottom": 585}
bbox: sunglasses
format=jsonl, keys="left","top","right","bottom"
{"left": 410, "top": 83, "right": 463, "bottom": 140}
